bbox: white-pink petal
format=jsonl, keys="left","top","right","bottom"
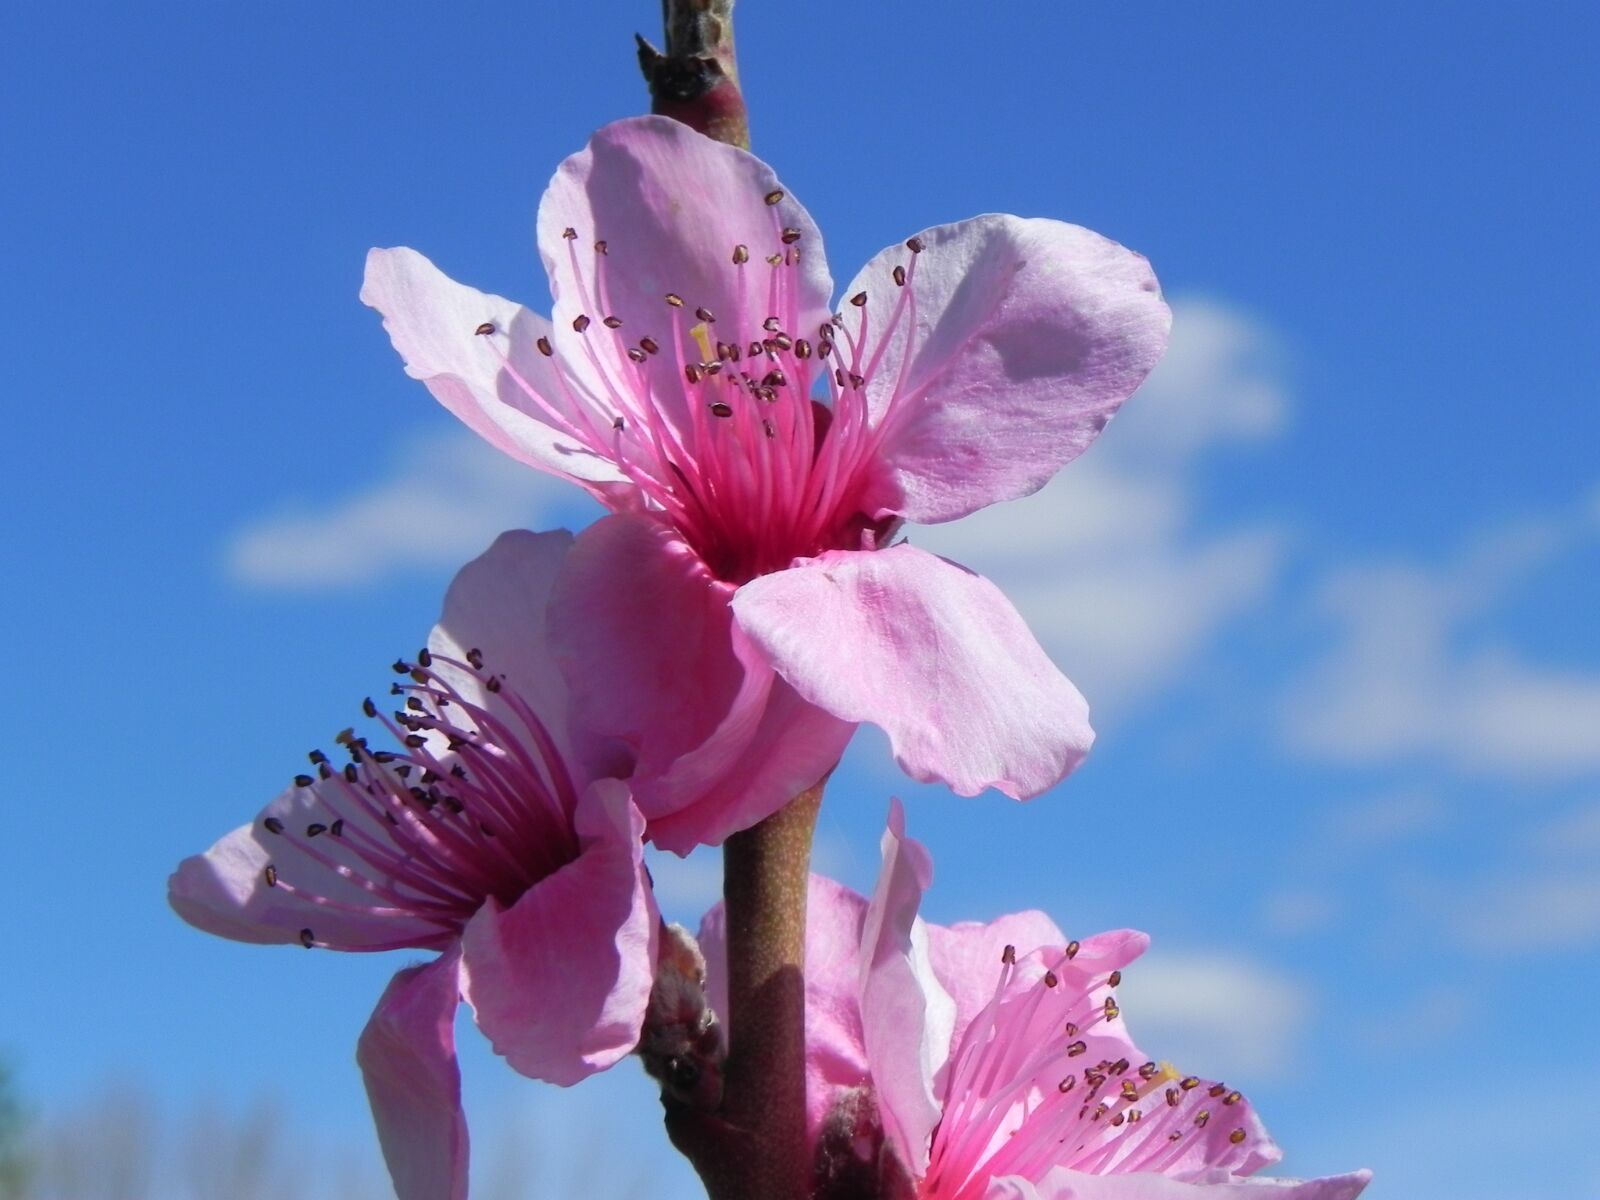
{"left": 459, "top": 780, "right": 658, "bottom": 1086}
{"left": 357, "top": 947, "right": 469, "bottom": 1200}
{"left": 732, "top": 544, "right": 1093, "bottom": 799}
{"left": 360, "top": 246, "right": 625, "bottom": 486}
{"left": 988, "top": 1167, "right": 1373, "bottom": 1200}
{"left": 846, "top": 214, "right": 1171, "bottom": 525}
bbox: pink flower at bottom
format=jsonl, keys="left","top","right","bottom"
{"left": 168, "top": 531, "right": 658, "bottom": 1200}
{"left": 362, "top": 115, "right": 1172, "bottom": 852}
{"left": 701, "top": 802, "right": 1370, "bottom": 1200}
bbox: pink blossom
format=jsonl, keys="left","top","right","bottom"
{"left": 700, "top": 802, "right": 1370, "bottom": 1200}
{"left": 362, "top": 116, "right": 1171, "bottom": 852}
{"left": 168, "top": 531, "right": 658, "bottom": 1200}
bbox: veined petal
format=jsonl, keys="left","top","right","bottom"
{"left": 168, "top": 778, "right": 457, "bottom": 952}
{"left": 927, "top": 908, "right": 1069, "bottom": 1048}
{"left": 459, "top": 780, "right": 658, "bottom": 1086}
{"left": 859, "top": 799, "right": 956, "bottom": 1177}
{"left": 732, "top": 544, "right": 1093, "bottom": 799}
{"left": 357, "top": 947, "right": 469, "bottom": 1200}
{"left": 361, "top": 246, "right": 625, "bottom": 487}
{"left": 844, "top": 215, "right": 1170, "bottom": 524}
{"left": 988, "top": 1167, "right": 1373, "bottom": 1200}
{"left": 537, "top": 115, "right": 833, "bottom": 430}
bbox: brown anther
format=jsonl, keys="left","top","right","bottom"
{"left": 1130, "top": 1109, "right": 1144, "bottom": 1124}
{"left": 766, "top": 254, "right": 783, "bottom": 266}
{"left": 1169, "top": 1131, "right": 1184, "bottom": 1142}
{"left": 1121, "top": 1080, "right": 1140, "bottom": 1101}
{"left": 639, "top": 336, "right": 660, "bottom": 355}
{"left": 1064, "top": 1021, "right": 1078, "bottom": 1037}
{"left": 1209, "top": 1084, "right": 1227, "bottom": 1098}
{"left": 627, "top": 347, "right": 647, "bottom": 363}
{"left": 1223, "top": 1090, "right": 1242, "bottom": 1106}
{"left": 1111, "top": 1112, "right": 1126, "bottom": 1127}
{"left": 1112, "top": 1058, "right": 1131, "bottom": 1075}
{"left": 835, "top": 367, "right": 847, "bottom": 387}
{"left": 696, "top": 306, "right": 716, "bottom": 322}
{"left": 612, "top": 416, "right": 626, "bottom": 431}
{"left": 771, "top": 333, "right": 793, "bottom": 351}
{"left": 1066, "top": 940, "right": 1081, "bottom": 959}
{"left": 306, "top": 823, "right": 328, "bottom": 838}
{"left": 684, "top": 364, "right": 703, "bottom": 384}
{"left": 594, "top": 239, "right": 608, "bottom": 255}
{"left": 572, "top": 314, "right": 591, "bottom": 333}
{"left": 1043, "top": 970, "right": 1059, "bottom": 988}
{"left": 795, "top": 338, "right": 812, "bottom": 359}
{"left": 417, "top": 648, "right": 432, "bottom": 667}
{"left": 665, "top": 293, "right": 684, "bottom": 307}
{"left": 906, "top": 235, "right": 925, "bottom": 253}
{"left": 562, "top": 227, "right": 577, "bottom": 240}
{"left": 330, "top": 819, "right": 345, "bottom": 837}
{"left": 263, "top": 865, "right": 278, "bottom": 887}
{"left": 1181, "top": 1076, "right": 1201, "bottom": 1090}
{"left": 466, "top": 647, "right": 484, "bottom": 669}
{"left": 850, "top": 291, "right": 868, "bottom": 307}
{"left": 1104, "top": 999, "right": 1121, "bottom": 1021}
{"left": 781, "top": 227, "right": 802, "bottom": 244}
{"left": 762, "top": 370, "right": 787, "bottom": 389}
{"left": 409, "top": 670, "right": 428, "bottom": 685}
{"left": 1139, "top": 1062, "right": 1159, "bottom": 1080}
{"left": 1230, "top": 1128, "right": 1247, "bottom": 1145}
{"left": 1058, "top": 1075, "right": 1076, "bottom": 1093}
{"left": 1166, "top": 1087, "right": 1181, "bottom": 1107}
{"left": 1195, "top": 1111, "right": 1210, "bottom": 1127}
{"left": 893, "top": 265, "right": 907, "bottom": 287}
{"left": 536, "top": 336, "right": 554, "bottom": 356}
{"left": 485, "top": 676, "right": 502, "bottom": 694}
{"left": 299, "top": 928, "right": 316, "bottom": 949}
{"left": 293, "top": 774, "right": 314, "bottom": 789}
{"left": 762, "top": 418, "right": 776, "bottom": 439}
{"left": 603, "top": 315, "right": 623, "bottom": 329}
{"left": 764, "top": 189, "right": 784, "bottom": 206}
{"left": 1067, "top": 1040, "right": 1087, "bottom": 1057}
{"left": 709, "top": 401, "right": 734, "bottom": 418}
{"left": 751, "top": 340, "right": 765, "bottom": 357}
{"left": 474, "top": 321, "right": 496, "bottom": 336}
{"left": 1092, "top": 1103, "right": 1108, "bottom": 1121}
{"left": 732, "top": 244, "right": 750, "bottom": 264}
{"left": 309, "top": 748, "right": 330, "bottom": 764}
{"left": 1002, "top": 944, "right": 1017, "bottom": 964}
{"left": 404, "top": 735, "right": 425, "bottom": 748}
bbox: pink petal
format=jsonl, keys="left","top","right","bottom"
{"left": 360, "top": 246, "right": 625, "bottom": 488}
{"left": 858, "top": 799, "right": 956, "bottom": 1176}
{"left": 357, "top": 947, "right": 469, "bottom": 1200}
{"left": 459, "top": 780, "right": 658, "bottom": 1085}
{"left": 844, "top": 215, "right": 1170, "bottom": 524}
{"left": 551, "top": 513, "right": 851, "bottom": 850}
{"left": 926, "top": 907, "right": 1068, "bottom": 1047}
{"left": 168, "top": 779, "right": 455, "bottom": 952}
{"left": 988, "top": 1168, "right": 1372, "bottom": 1200}
{"left": 700, "top": 873, "right": 872, "bottom": 1143}
{"left": 536, "top": 115, "right": 833, "bottom": 429}
{"left": 732, "top": 544, "right": 1093, "bottom": 799}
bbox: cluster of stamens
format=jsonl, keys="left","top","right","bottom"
{"left": 476, "top": 188, "right": 927, "bottom": 583}
{"left": 919, "top": 943, "right": 1256, "bottom": 1198}
{"left": 257, "top": 649, "right": 579, "bottom": 951}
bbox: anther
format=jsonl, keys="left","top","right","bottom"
{"left": 763, "top": 316, "right": 781, "bottom": 332}
{"left": 1139, "top": 1062, "right": 1159, "bottom": 1079}
{"left": 665, "top": 293, "right": 684, "bottom": 307}
{"left": 1064, "top": 1022, "right": 1078, "bottom": 1037}
{"left": 1209, "top": 1084, "right": 1227, "bottom": 1098}
{"left": 330, "top": 819, "right": 344, "bottom": 837}
{"left": 603, "top": 315, "right": 623, "bottom": 329}
{"left": 1111, "top": 1112, "right": 1126, "bottom": 1127}
{"left": 639, "top": 336, "right": 659, "bottom": 355}
{"left": 299, "top": 928, "right": 316, "bottom": 949}
{"left": 627, "top": 347, "right": 647, "bottom": 363}
{"left": 795, "top": 338, "right": 812, "bottom": 359}
{"left": 771, "top": 334, "right": 793, "bottom": 351}
{"left": 306, "top": 823, "right": 328, "bottom": 838}
{"left": 404, "top": 734, "right": 426, "bottom": 748}
{"left": 762, "top": 418, "right": 776, "bottom": 439}
{"left": 293, "top": 774, "right": 314, "bottom": 788}
{"left": 572, "top": 314, "right": 591, "bottom": 333}
{"left": 1066, "top": 940, "right": 1081, "bottom": 959}
{"left": 850, "top": 291, "right": 868, "bottom": 307}
{"left": 594, "top": 239, "right": 608, "bottom": 254}
{"left": 1167, "top": 1087, "right": 1181, "bottom": 1107}
{"left": 263, "top": 865, "right": 278, "bottom": 887}
{"left": 1109, "top": 970, "right": 1122, "bottom": 987}
{"left": 893, "top": 265, "right": 907, "bottom": 287}
{"left": 1223, "top": 1090, "right": 1242, "bottom": 1106}
{"left": 485, "top": 676, "right": 502, "bottom": 693}
{"left": 1169, "top": 1131, "right": 1184, "bottom": 1142}
{"left": 536, "top": 337, "right": 554, "bottom": 356}
{"left": 781, "top": 228, "right": 802, "bottom": 245}
{"left": 1002, "top": 944, "right": 1016, "bottom": 964}
{"left": 766, "top": 254, "right": 782, "bottom": 266}
{"left": 695, "top": 306, "right": 716, "bottom": 323}
{"left": 764, "top": 189, "right": 784, "bottom": 206}
{"left": 684, "top": 364, "right": 704, "bottom": 384}
{"left": 309, "top": 749, "right": 330, "bottom": 764}
{"left": 562, "top": 227, "right": 577, "bottom": 240}
{"left": 343, "top": 764, "right": 359, "bottom": 783}
{"left": 1067, "top": 1040, "right": 1087, "bottom": 1057}
{"left": 1121, "top": 1081, "right": 1140, "bottom": 1101}
{"left": 1104, "top": 999, "right": 1121, "bottom": 1021}
{"left": 1229, "top": 1128, "right": 1247, "bottom": 1145}
{"left": 1195, "top": 1111, "right": 1210, "bottom": 1127}
{"left": 906, "top": 235, "right": 925, "bottom": 253}
{"left": 612, "top": 416, "right": 626, "bottom": 431}
{"left": 362, "top": 698, "right": 378, "bottom": 718}
{"left": 1043, "top": 970, "right": 1059, "bottom": 988}
{"left": 732, "top": 244, "right": 749, "bottom": 264}
{"left": 1181, "top": 1076, "right": 1200, "bottom": 1091}
{"left": 1058, "top": 1075, "right": 1076, "bottom": 1093}
{"left": 762, "top": 370, "right": 787, "bottom": 389}
{"left": 709, "top": 401, "right": 734, "bottom": 418}
{"left": 474, "top": 322, "right": 496, "bottom": 336}
{"left": 263, "top": 817, "right": 285, "bottom": 835}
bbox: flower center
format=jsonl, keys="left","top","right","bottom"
{"left": 919, "top": 944, "right": 1255, "bottom": 1199}
{"left": 479, "top": 202, "right": 926, "bottom": 584}
{"left": 257, "top": 648, "right": 581, "bottom": 951}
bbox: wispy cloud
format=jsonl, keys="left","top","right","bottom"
{"left": 916, "top": 297, "right": 1292, "bottom": 717}
{"left": 1118, "top": 948, "right": 1312, "bottom": 1081}
{"left": 224, "top": 430, "right": 579, "bottom": 589}
{"left": 1280, "top": 496, "right": 1600, "bottom": 779}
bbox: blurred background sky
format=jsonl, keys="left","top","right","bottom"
{"left": 3, "top": 2, "right": 1597, "bottom": 1197}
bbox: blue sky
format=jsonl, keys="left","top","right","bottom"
{"left": 4, "top": 3, "right": 1598, "bottom": 1197}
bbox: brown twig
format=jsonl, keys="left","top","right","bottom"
{"left": 637, "top": 0, "right": 750, "bottom": 149}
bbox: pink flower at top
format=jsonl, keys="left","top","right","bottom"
{"left": 362, "top": 116, "right": 1171, "bottom": 852}
{"left": 168, "top": 531, "right": 657, "bottom": 1200}
{"left": 700, "top": 801, "right": 1371, "bottom": 1200}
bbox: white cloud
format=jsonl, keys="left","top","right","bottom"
{"left": 1527, "top": 798, "right": 1600, "bottom": 856}
{"left": 1451, "top": 873, "right": 1600, "bottom": 951}
{"left": 1260, "top": 888, "right": 1341, "bottom": 936}
{"left": 1117, "top": 949, "right": 1312, "bottom": 1081}
{"left": 225, "top": 430, "right": 577, "bottom": 589}
{"left": 1281, "top": 500, "right": 1600, "bottom": 779}
{"left": 1322, "top": 787, "right": 1447, "bottom": 848}
{"left": 915, "top": 298, "right": 1291, "bottom": 716}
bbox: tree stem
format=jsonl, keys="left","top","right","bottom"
{"left": 637, "top": 0, "right": 750, "bottom": 149}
